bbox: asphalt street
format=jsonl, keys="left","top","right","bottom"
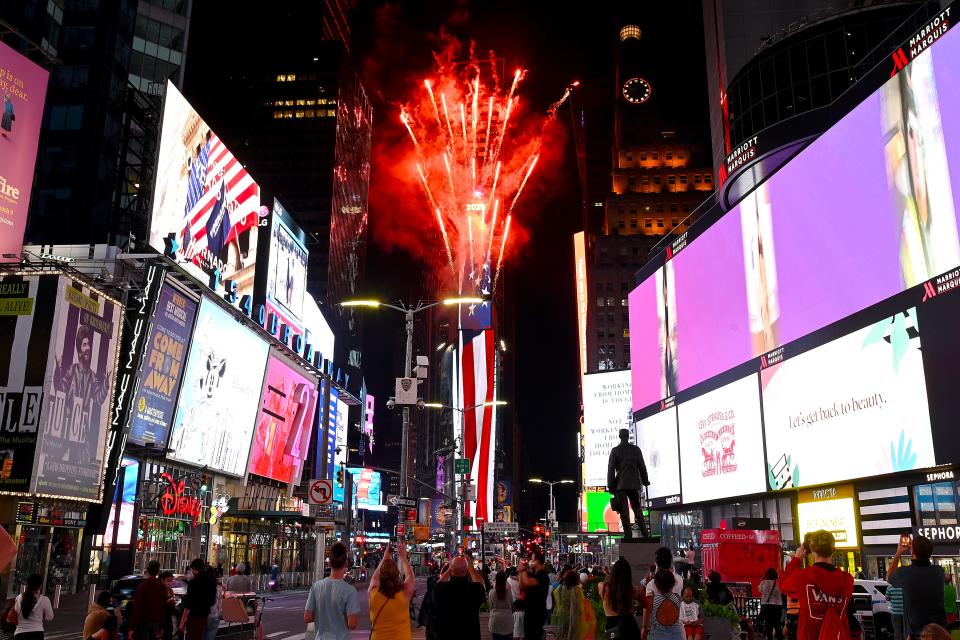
{"left": 41, "top": 579, "right": 432, "bottom": 640}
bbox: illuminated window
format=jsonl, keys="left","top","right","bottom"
{"left": 296, "top": 99, "right": 306, "bottom": 106}
{"left": 597, "top": 297, "right": 605, "bottom": 307}
{"left": 620, "top": 25, "right": 641, "bottom": 41}
{"left": 295, "top": 111, "right": 304, "bottom": 118}
{"left": 640, "top": 152, "right": 647, "bottom": 161}
{"left": 622, "top": 299, "right": 628, "bottom": 307}
{"left": 704, "top": 175, "right": 712, "bottom": 183}
{"left": 284, "top": 100, "right": 294, "bottom": 106}
{"left": 306, "top": 100, "right": 316, "bottom": 105}
{"left": 680, "top": 175, "right": 688, "bottom": 184}
{"left": 607, "top": 297, "right": 615, "bottom": 307}
{"left": 305, "top": 110, "right": 315, "bottom": 118}
{"left": 327, "top": 109, "right": 336, "bottom": 117}
{"left": 666, "top": 151, "right": 673, "bottom": 160}
{"left": 273, "top": 111, "right": 283, "bottom": 119}
{"left": 657, "top": 219, "right": 664, "bottom": 228}
{"left": 288, "top": 74, "right": 296, "bottom": 81}
{"left": 652, "top": 152, "right": 659, "bottom": 160}
{"left": 667, "top": 175, "right": 676, "bottom": 184}
{"left": 276, "top": 74, "right": 285, "bottom": 82}
{"left": 283, "top": 111, "right": 293, "bottom": 118}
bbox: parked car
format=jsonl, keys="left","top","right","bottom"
{"left": 853, "top": 580, "right": 893, "bottom": 640}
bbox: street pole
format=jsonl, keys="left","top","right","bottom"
{"left": 400, "top": 308, "right": 414, "bottom": 497}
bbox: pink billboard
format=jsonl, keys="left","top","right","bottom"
{"left": 0, "top": 42, "right": 48, "bottom": 261}
{"left": 248, "top": 353, "right": 319, "bottom": 484}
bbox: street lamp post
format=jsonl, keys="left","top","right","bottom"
{"left": 340, "top": 297, "right": 483, "bottom": 497}
{"left": 529, "top": 477, "right": 574, "bottom": 528}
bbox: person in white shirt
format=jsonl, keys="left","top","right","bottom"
{"left": 507, "top": 569, "right": 521, "bottom": 602}
{"left": 679, "top": 587, "right": 703, "bottom": 640}
{"left": 644, "top": 548, "right": 684, "bottom": 598}
{"left": 14, "top": 575, "right": 53, "bottom": 640}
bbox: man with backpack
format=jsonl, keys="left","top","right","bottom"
{"left": 779, "top": 530, "right": 859, "bottom": 640}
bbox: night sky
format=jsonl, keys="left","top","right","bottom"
{"left": 186, "top": 1, "right": 710, "bottom": 524}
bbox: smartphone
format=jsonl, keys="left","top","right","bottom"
{"left": 900, "top": 532, "right": 913, "bottom": 549}
{"left": 802, "top": 532, "right": 813, "bottom": 554}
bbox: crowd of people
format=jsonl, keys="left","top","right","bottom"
{"left": 3, "top": 528, "right": 959, "bottom": 640}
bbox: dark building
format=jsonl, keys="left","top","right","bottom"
{"left": 582, "top": 10, "right": 715, "bottom": 374}
{"left": 184, "top": 1, "right": 371, "bottom": 367}
{"left": 702, "top": 0, "right": 924, "bottom": 181}
{"left": 2, "top": 0, "right": 191, "bottom": 248}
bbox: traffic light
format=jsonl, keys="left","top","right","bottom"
{"left": 336, "top": 468, "right": 344, "bottom": 486}
{"left": 545, "top": 529, "right": 551, "bottom": 539}
{"left": 534, "top": 524, "right": 544, "bottom": 535}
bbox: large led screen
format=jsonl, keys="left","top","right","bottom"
{"left": 303, "top": 297, "right": 335, "bottom": 365}
{"left": 677, "top": 374, "right": 766, "bottom": 504}
{"left": 762, "top": 308, "right": 934, "bottom": 490}
{"left": 128, "top": 284, "right": 197, "bottom": 447}
{"left": 104, "top": 457, "right": 139, "bottom": 546}
{"left": 580, "top": 490, "right": 640, "bottom": 533}
{"left": 350, "top": 467, "right": 383, "bottom": 511}
{"left": 248, "top": 353, "right": 318, "bottom": 484}
{"left": 0, "top": 42, "right": 48, "bottom": 262}
{"left": 629, "top": 26, "right": 960, "bottom": 412}
{"left": 167, "top": 297, "right": 269, "bottom": 476}
{"left": 582, "top": 370, "right": 632, "bottom": 488}
{"left": 265, "top": 199, "right": 308, "bottom": 334}
{"left": 150, "top": 82, "right": 261, "bottom": 292}
{"left": 36, "top": 278, "right": 123, "bottom": 501}
{"left": 635, "top": 406, "right": 681, "bottom": 503}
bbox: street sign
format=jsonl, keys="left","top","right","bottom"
{"left": 386, "top": 494, "right": 418, "bottom": 509}
{"left": 403, "top": 508, "right": 417, "bottom": 523}
{"left": 547, "top": 509, "right": 556, "bottom": 522}
{"left": 308, "top": 479, "right": 333, "bottom": 505}
{"left": 395, "top": 377, "right": 418, "bottom": 405}
{"left": 396, "top": 523, "right": 407, "bottom": 536}
{"left": 455, "top": 458, "right": 471, "bottom": 474}
{"left": 465, "top": 484, "right": 477, "bottom": 502}
{"left": 483, "top": 522, "right": 519, "bottom": 535}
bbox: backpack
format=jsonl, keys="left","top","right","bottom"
{"left": 655, "top": 593, "right": 680, "bottom": 627}
{"left": 817, "top": 605, "right": 846, "bottom": 640}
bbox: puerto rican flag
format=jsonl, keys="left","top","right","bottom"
{"left": 180, "top": 133, "right": 259, "bottom": 263}
{"left": 455, "top": 254, "right": 496, "bottom": 529}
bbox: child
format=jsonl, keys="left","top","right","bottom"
{"left": 513, "top": 598, "right": 525, "bottom": 640}
{"left": 679, "top": 587, "right": 703, "bottom": 640}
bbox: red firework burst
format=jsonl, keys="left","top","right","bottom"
{"left": 399, "top": 48, "right": 547, "bottom": 292}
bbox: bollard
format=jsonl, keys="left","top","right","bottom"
{"left": 53, "top": 584, "right": 61, "bottom": 609}
{"left": 89, "top": 583, "right": 97, "bottom": 607}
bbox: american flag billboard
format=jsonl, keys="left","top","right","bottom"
{"left": 149, "top": 82, "right": 262, "bottom": 294}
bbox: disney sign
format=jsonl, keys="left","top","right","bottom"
{"left": 158, "top": 472, "right": 203, "bottom": 525}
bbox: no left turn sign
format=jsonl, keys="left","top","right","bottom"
{"left": 309, "top": 479, "right": 333, "bottom": 505}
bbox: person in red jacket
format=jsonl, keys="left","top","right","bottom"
{"left": 778, "top": 530, "right": 859, "bottom": 640}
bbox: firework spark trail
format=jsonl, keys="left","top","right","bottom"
{"left": 471, "top": 76, "right": 480, "bottom": 164}
{"left": 443, "top": 153, "right": 456, "bottom": 201}
{"left": 493, "top": 214, "right": 512, "bottom": 291}
{"left": 459, "top": 103, "right": 468, "bottom": 148}
{"left": 467, "top": 214, "right": 474, "bottom": 279}
{"left": 508, "top": 154, "right": 539, "bottom": 215}
{"left": 400, "top": 111, "right": 419, "bottom": 148}
{"left": 434, "top": 208, "right": 456, "bottom": 275}
{"left": 441, "top": 94, "right": 455, "bottom": 146}
{"left": 425, "top": 79, "right": 442, "bottom": 127}
{"left": 486, "top": 199, "right": 500, "bottom": 257}
{"left": 483, "top": 95, "right": 494, "bottom": 170}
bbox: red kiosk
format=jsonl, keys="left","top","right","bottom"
{"left": 701, "top": 528, "right": 782, "bottom": 596}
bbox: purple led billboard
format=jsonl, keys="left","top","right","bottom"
{"left": 630, "top": 25, "right": 960, "bottom": 412}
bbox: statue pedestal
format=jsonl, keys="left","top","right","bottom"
{"left": 615, "top": 540, "right": 664, "bottom": 578}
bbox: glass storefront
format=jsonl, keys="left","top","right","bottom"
{"left": 7, "top": 500, "right": 88, "bottom": 598}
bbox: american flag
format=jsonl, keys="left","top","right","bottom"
{"left": 179, "top": 133, "right": 259, "bottom": 263}
{"left": 456, "top": 253, "right": 496, "bottom": 528}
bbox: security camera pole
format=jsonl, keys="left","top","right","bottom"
{"left": 340, "top": 296, "right": 485, "bottom": 497}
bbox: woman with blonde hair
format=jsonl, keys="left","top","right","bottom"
{"left": 368, "top": 542, "right": 415, "bottom": 640}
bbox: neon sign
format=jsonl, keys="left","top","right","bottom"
{"left": 158, "top": 472, "right": 203, "bottom": 525}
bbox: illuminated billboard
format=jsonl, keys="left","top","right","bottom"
{"left": 0, "top": 42, "right": 49, "bottom": 262}
{"left": 677, "top": 374, "right": 766, "bottom": 505}
{"left": 167, "top": 297, "right": 269, "bottom": 476}
{"left": 349, "top": 467, "right": 383, "bottom": 511}
{"left": 629, "top": 26, "right": 960, "bottom": 413}
{"left": 797, "top": 485, "right": 858, "bottom": 549}
{"left": 635, "top": 406, "right": 681, "bottom": 505}
{"left": 150, "top": 82, "right": 261, "bottom": 292}
{"left": 248, "top": 353, "right": 318, "bottom": 484}
{"left": 580, "top": 490, "right": 641, "bottom": 533}
{"left": 35, "top": 277, "right": 123, "bottom": 501}
{"left": 128, "top": 283, "right": 197, "bottom": 447}
{"left": 762, "top": 309, "right": 934, "bottom": 490}
{"left": 303, "top": 296, "right": 335, "bottom": 366}
{"left": 263, "top": 199, "right": 308, "bottom": 337}
{"left": 581, "top": 370, "right": 632, "bottom": 488}
{"left": 573, "top": 232, "right": 588, "bottom": 376}
{"left": 0, "top": 275, "right": 59, "bottom": 494}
